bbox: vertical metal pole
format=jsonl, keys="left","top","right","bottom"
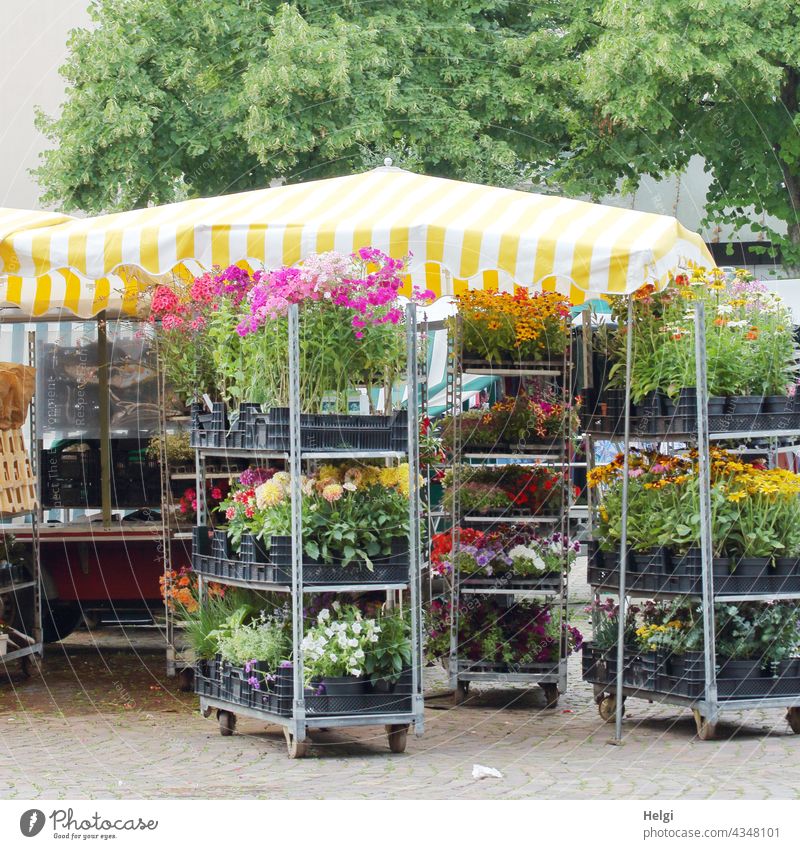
{"left": 613, "top": 298, "right": 634, "bottom": 743}
{"left": 448, "top": 314, "right": 463, "bottom": 690}
{"left": 288, "top": 304, "right": 306, "bottom": 741}
{"left": 97, "top": 316, "right": 112, "bottom": 527}
{"left": 28, "top": 330, "right": 42, "bottom": 653}
{"left": 406, "top": 303, "right": 424, "bottom": 731}
{"left": 694, "top": 299, "right": 718, "bottom": 723}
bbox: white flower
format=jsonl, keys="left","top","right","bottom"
{"left": 370, "top": 634, "right": 379, "bottom": 643}
{"left": 318, "top": 608, "right": 330, "bottom": 623}
{"left": 348, "top": 638, "right": 358, "bottom": 647}
{"left": 728, "top": 319, "right": 747, "bottom": 328}
{"left": 716, "top": 303, "right": 733, "bottom": 315}
{"left": 354, "top": 648, "right": 365, "bottom": 660}
{"left": 329, "top": 653, "right": 337, "bottom": 662}
{"left": 343, "top": 481, "right": 357, "bottom": 492}
{"left": 351, "top": 622, "right": 362, "bottom": 635}
{"left": 332, "top": 600, "right": 341, "bottom": 612}
{"left": 324, "top": 627, "right": 334, "bottom": 638}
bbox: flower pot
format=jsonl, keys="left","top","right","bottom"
{"left": 707, "top": 396, "right": 727, "bottom": 416}
{"left": 314, "top": 676, "right": 370, "bottom": 697}
{"left": 730, "top": 556, "right": 771, "bottom": 578}
{"left": 717, "top": 658, "right": 772, "bottom": 679}
{"left": 634, "top": 391, "right": 663, "bottom": 419}
{"left": 774, "top": 557, "right": 800, "bottom": 577}
{"left": 726, "top": 395, "right": 763, "bottom": 415}
{"left": 676, "top": 387, "right": 697, "bottom": 410}
{"left": 763, "top": 395, "right": 791, "bottom": 414}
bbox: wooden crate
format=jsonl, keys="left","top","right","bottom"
{"left": 0, "top": 428, "right": 37, "bottom": 516}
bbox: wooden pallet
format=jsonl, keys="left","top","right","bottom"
{"left": 0, "top": 428, "right": 37, "bottom": 516}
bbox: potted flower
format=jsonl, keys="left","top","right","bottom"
{"left": 450, "top": 289, "right": 571, "bottom": 365}
{"left": 218, "top": 462, "right": 413, "bottom": 573}
{"left": 144, "top": 249, "right": 435, "bottom": 414}
{"left": 606, "top": 267, "right": 797, "bottom": 416}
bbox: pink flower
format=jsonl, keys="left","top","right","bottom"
{"left": 210, "top": 487, "right": 222, "bottom": 500}
{"left": 225, "top": 507, "right": 236, "bottom": 520}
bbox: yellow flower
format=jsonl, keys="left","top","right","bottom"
{"left": 317, "top": 464, "right": 342, "bottom": 483}
{"left": 255, "top": 480, "right": 284, "bottom": 509}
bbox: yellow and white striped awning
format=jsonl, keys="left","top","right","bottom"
{"left": 0, "top": 167, "right": 714, "bottom": 317}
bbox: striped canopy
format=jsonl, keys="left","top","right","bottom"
{"left": 0, "top": 166, "right": 714, "bottom": 318}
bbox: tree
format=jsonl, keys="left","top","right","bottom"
{"left": 550, "top": 0, "right": 800, "bottom": 265}
{"left": 36, "top": 0, "right": 590, "bottom": 213}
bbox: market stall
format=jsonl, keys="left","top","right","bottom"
{"left": 0, "top": 165, "right": 716, "bottom": 752}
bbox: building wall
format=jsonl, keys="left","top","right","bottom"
{"left": 0, "top": 0, "right": 91, "bottom": 210}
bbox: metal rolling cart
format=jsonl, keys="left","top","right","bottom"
{"left": 587, "top": 298, "right": 800, "bottom": 741}
{"left": 444, "top": 314, "right": 575, "bottom": 707}
{"left": 0, "top": 331, "right": 42, "bottom": 677}
{"left": 193, "top": 303, "right": 425, "bottom": 758}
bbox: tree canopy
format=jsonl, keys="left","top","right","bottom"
{"left": 36, "top": 0, "right": 800, "bottom": 263}
{"left": 36, "top": 0, "right": 588, "bottom": 213}
{"left": 553, "top": 0, "right": 800, "bottom": 263}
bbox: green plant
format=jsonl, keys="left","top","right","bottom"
{"left": 146, "top": 433, "right": 194, "bottom": 465}
{"left": 216, "top": 612, "right": 290, "bottom": 669}
{"left": 363, "top": 610, "right": 412, "bottom": 685}
{"left": 300, "top": 603, "right": 382, "bottom": 683}
{"left": 608, "top": 269, "right": 797, "bottom": 402}
{"left": 181, "top": 590, "right": 254, "bottom": 660}
{"left": 220, "top": 463, "right": 412, "bottom": 568}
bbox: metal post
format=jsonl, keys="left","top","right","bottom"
{"left": 613, "top": 298, "right": 634, "bottom": 743}
{"left": 97, "top": 316, "right": 112, "bottom": 527}
{"left": 406, "top": 303, "right": 424, "bottom": 731}
{"left": 288, "top": 304, "right": 306, "bottom": 741}
{"left": 447, "top": 314, "right": 463, "bottom": 691}
{"left": 694, "top": 299, "right": 718, "bottom": 723}
{"left": 28, "top": 330, "right": 42, "bottom": 652}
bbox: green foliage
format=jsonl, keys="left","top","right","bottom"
{"left": 181, "top": 590, "right": 254, "bottom": 660}
{"left": 552, "top": 0, "right": 800, "bottom": 265}
{"left": 216, "top": 612, "right": 291, "bottom": 668}
{"left": 37, "top": 0, "right": 583, "bottom": 212}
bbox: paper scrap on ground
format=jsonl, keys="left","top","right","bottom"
{"left": 472, "top": 764, "right": 503, "bottom": 780}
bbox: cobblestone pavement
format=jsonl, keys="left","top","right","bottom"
{"left": 1, "top": 562, "right": 799, "bottom": 800}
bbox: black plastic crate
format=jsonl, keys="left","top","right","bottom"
{"left": 192, "top": 527, "right": 410, "bottom": 586}
{"left": 588, "top": 545, "right": 800, "bottom": 596}
{"left": 191, "top": 402, "right": 409, "bottom": 453}
{"left": 581, "top": 643, "right": 639, "bottom": 687}
{"left": 250, "top": 407, "right": 409, "bottom": 453}
{"left": 460, "top": 355, "right": 566, "bottom": 373}
{"left": 198, "top": 663, "right": 413, "bottom": 718}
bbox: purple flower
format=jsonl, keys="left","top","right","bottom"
{"left": 248, "top": 675, "right": 260, "bottom": 690}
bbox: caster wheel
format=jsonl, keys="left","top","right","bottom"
{"left": 201, "top": 705, "right": 214, "bottom": 718}
{"left": 218, "top": 710, "right": 236, "bottom": 737}
{"left": 598, "top": 696, "right": 622, "bottom": 722}
{"left": 178, "top": 668, "right": 194, "bottom": 692}
{"left": 454, "top": 681, "right": 470, "bottom": 706}
{"left": 693, "top": 709, "right": 717, "bottom": 741}
{"left": 386, "top": 724, "right": 409, "bottom": 753}
{"left": 787, "top": 707, "right": 800, "bottom": 734}
{"left": 539, "top": 683, "right": 559, "bottom": 709}
{"left": 283, "top": 728, "right": 309, "bottom": 759}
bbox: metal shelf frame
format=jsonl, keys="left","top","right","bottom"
{"left": 586, "top": 299, "right": 800, "bottom": 740}
{"left": 192, "top": 302, "right": 425, "bottom": 754}
{"left": 444, "top": 314, "right": 575, "bottom": 703}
